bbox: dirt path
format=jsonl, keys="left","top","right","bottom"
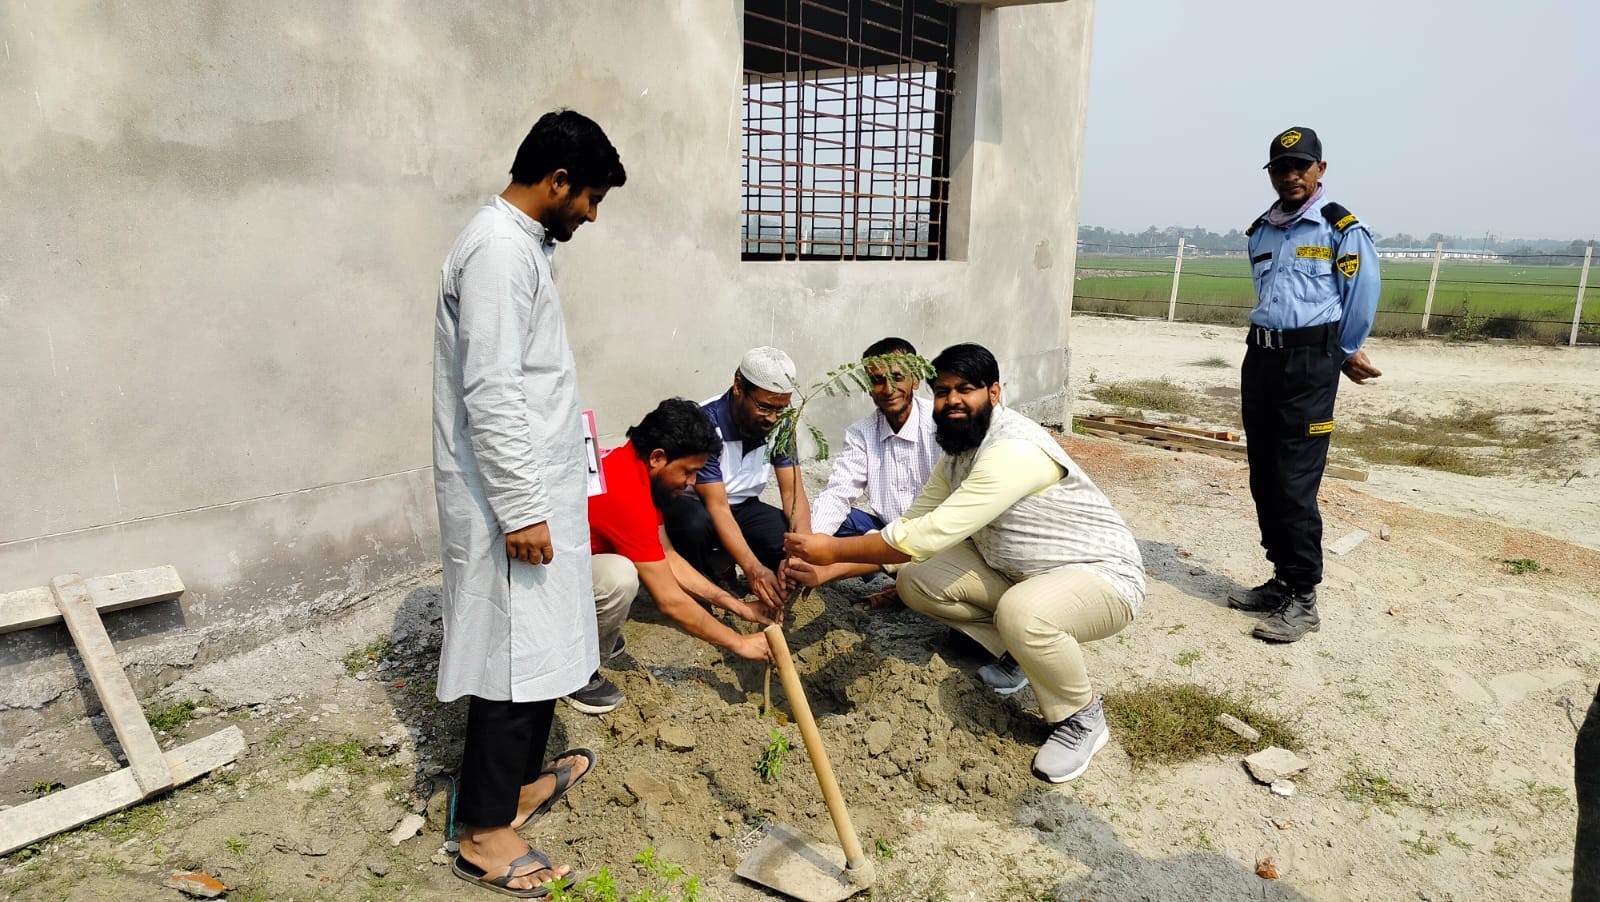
{"left": 3, "top": 323, "right": 1596, "bottom": 901}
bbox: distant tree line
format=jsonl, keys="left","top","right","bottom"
{"left": 1080, "top": 224, "right": 1594, "bottom": 263}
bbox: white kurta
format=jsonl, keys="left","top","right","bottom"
{"left": 431, "top": 196, "right": 599, "bottom": 703}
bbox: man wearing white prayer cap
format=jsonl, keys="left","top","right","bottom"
{"left": 662, "top": 347, "right": 809, "bottom": 612}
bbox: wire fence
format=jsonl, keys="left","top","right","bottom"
{"left": 1073, "top": 240, "right": 1597, "bottom": 346}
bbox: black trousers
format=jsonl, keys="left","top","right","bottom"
{"left": 1576, "top": 683, "right": 1600, "bottom": 901}
{"left": 1240, "top": 328, "right": 1341, "bottom": 590}
{"left": 456, "top": 696, "right": 556, "bottom": 827}
{"left": 661, "top": 493, "right": 787, "bottom": 577}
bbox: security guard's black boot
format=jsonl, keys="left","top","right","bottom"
{"left": 1227, "top": 578, "right": 1289, "bottom": 613}
{"left": 1252, "top": 588, "right": 1320, "bottom": 642}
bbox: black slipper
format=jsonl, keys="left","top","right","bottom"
{"left": 512, "top": 747, "right": 596, "bottom": 831}
{"left": 452, "top": 848, "right": 571, "bottom": 898}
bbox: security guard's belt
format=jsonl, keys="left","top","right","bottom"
{"left": 1247, "top": 321, "right": 1337, "bottom": 350}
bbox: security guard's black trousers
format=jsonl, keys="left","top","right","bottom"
{"left": 1577, "top": 683, "right": 1600, "bottom": 901}
{"left": 1240, "top": 324, "right": 1340, "bottom": 590}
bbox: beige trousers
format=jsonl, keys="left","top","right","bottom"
{"left": 592, "top": 553, "right": 640, "bottom": 663}
{"left": 896, "top": 540, "right": 1132, "bottom": 723}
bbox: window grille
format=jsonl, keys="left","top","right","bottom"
{"left": 742, "top": 0, "right": 958, "bottom": 260}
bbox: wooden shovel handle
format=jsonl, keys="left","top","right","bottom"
{"left": 764, "top": 624, "right": 867, "bottom": 871}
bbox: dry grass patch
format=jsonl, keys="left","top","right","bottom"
{"left": 1089, "top": 379, "right": 1198, "bottom": 414}
{"left": 1103, "top": 683, "right": 1300, "bottom": 767}
{"left": 1335, "top": 401, "right": 1560, "bottom": 475}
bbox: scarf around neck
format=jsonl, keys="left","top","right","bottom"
{"left": 1264, "top": 184, "right": 1324, "bottom": 229}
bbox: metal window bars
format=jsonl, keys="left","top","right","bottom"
{"left": 742, "top": 0, "right": 957, "bottom": 261}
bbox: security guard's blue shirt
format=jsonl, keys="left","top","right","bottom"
{"left": 1246, "top": 190, "right": 1380, "bottom": 360}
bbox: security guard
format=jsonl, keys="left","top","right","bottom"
{"left": 1229, "top": 126, "right": 1381, "bottom": 643}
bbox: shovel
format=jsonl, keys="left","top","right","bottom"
{"left": 736, "top": 624, "right": 875, "bottom": 902}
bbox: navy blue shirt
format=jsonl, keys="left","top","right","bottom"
{"left": 696, "top": 390, "right": 796, "bottom": 504}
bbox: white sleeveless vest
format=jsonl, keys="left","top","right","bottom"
{"left": 945, "top": 406, "right": 1146, "bottom": 614}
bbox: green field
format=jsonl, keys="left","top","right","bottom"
{"left": 1074, "top": 255, "right": 1597, "bottom": 342}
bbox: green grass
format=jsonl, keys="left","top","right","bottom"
{"left": 1075, "top": 255, "right": 1598, "bottom": 342}
{"left": 1402, "top": 830, "right": 1442, "bottom": 857}
{"left": 343, "top": 637, "right": 394, "bottom": 676}
{"left": 145, "top": 700, "right": 197, "bottom": 733}
{"left": 1088, "top": 378, "right": 1197, "bottom": 414}
{"left": 1102, "top": 683, "right": 1300, "bottom": 767}
{"left": 1338, "top": 764, "right": 1410, "bottom": 813}
{"left": 1189, "top": 355, "right": 1231, "bottom": 368}
{"left": 1501, "top": 558, "right": 1545, "bottom": 575}
{"left": 299, "top": 739, "right": 367, "bottom": 773}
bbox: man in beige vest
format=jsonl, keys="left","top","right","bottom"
{"left": 784, "top": 344, "right": 1145, "bottom": 783}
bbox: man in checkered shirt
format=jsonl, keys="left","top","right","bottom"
{"left": 807, "top": 337, "right": 941, "bottom": 537}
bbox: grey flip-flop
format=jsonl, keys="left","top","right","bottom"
{"left": 452, "top": 848, "right": 571, "bottom": 899}
{"left": 512, "top": 747, "right": 596, "bottom": 831}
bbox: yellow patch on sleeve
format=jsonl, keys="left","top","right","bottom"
{"left": 1296, "top": 245, "right": 1333, "bottom": 260}
{"left": 1334, "top": 214, "right": 1357, "bottom": 231}
{"left": 1337, "top": 253, "right": 1360, "bottom": 277}
{"left": 1307, "top": 420, "right": 1335, "bottom": 436}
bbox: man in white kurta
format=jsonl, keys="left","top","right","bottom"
{"left": 432, "top": 110, "right": 625, "bottom": 895}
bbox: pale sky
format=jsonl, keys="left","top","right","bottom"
{"left": 1080, "top": 0, "right": 1600, "bottom": 243}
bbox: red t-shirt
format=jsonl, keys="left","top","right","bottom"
{"left": 587, "top": 441, "right": 667, "bottom": 563}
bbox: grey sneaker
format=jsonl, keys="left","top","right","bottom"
{"left": 1032, "top": 696, "right": 1109, "bottom": 784}
{"left": 1228, "top": 578, "right": 1289, "bottom": 613}
{"left": 563, "top": 672, "right": 624, "bottom": 715}
{"left": 977, "top": 654, "right": 1030, "bottom": 695}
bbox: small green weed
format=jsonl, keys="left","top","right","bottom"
{"left": 90, "top": 801, "right": 167, "bottom": 840}
{"left": 226, "top": 836, "right": 247, "bottom": 855}
{"left": 1501, "top": 558, "right": 1544, "bottom": 575}
{"left": 145, "top": 700, "right": 197, "bottom": 733}
{"left": 1401, "top": 830, "right": 1441, "bottom": 857}
{"left": 1445, "top": 830, "right": 1474, "bottom": 850}
{"left": 1174, "top": 650, "right": 1201, "bottom": 668}
{"left": 1189, "top": 355, "right": 1231, "bottom": 368}
{"left": 299, "top": 739, "right": 367, "bottom": 774}
{"left": 1520, "top": 779, "right": 1568, "bottom": 813}
{"left": 1338, "top": 765, "right": 1410, "bottom": 813}
{"left": 343, "top": 637, "right": 394, "bottom": 676}
{"left": 873, "top": 837, "right": 896, "bottom": 859}
{"left": 755, "top": 729, "right": 792, "bottom": 783}
{"left": 30, "top": 781, "right": 64, "bottom": 796}
{"left": 548, "top": 847, "right": 704, "bottom": 902}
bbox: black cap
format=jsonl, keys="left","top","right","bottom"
{"left": 1264, "top": 127, "right": 1322, "bottom": 168}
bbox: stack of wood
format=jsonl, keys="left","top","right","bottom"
{"left": 1073, "top": 415, "right": 1368, "bottom": 482}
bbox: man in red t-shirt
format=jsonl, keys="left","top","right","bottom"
{"left": 563, "top": 399, "right": 779, "bottom": 715}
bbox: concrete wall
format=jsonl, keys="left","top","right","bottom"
{"left": 0, "top": 0, "right": 1095, "bottom": 731}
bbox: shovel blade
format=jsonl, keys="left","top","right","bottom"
{"left": 734, "top": 822, "right": 870, "bottom": 902}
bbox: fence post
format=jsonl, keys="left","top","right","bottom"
{"left": 1571, "top": 244, "right": 1594, "bottom": 347}
{"left": 1421, "top": 241, "right": 1443, "bottom": 332}
{"left": 1166, "top": 237, "right": 1185, "bottom": 322}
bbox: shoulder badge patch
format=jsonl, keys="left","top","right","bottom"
{"left": 1297, "top": 246, "right": 1333, "bottom": 260}
{"left": 1336, "top": 253, "right": 1360, "bottom": 277}
{"left": 1321, "top": 202, "right": 1358, "bottom": 232}
{"left": 1308, "top": 420, "right": 1335, "bottom": 436}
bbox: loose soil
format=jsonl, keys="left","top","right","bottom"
{"left": 3, "top": 321, "right": 1596, "bottom": 901}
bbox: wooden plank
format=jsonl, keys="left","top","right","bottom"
{"left": 51, "top": 575, "right": 173, "bottom": 796}
{"left": 0, "top": 726, "right": 244, "bottom": 857}
{"left": 1077, "top": 417, "right": 1246, "bottom": 454}
{"left": 1096, "top": 416, "right": 1240, "bottom": 442}
{"left": 0, "top": 566, "right": 185, "bottom": 635}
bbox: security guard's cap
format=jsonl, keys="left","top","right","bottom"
{"left": 1264, "top": 127, "right": 1322, "bottom": 168}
